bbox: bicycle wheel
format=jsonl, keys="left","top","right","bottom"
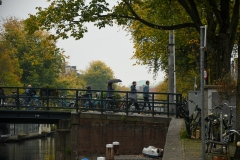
{"left": 205, "top": 117, "right": 216, "bottom": 153}
{"left": 177, "top": 106, "right": 185, "bottom": 118}
{"left": 69, "top": 102, "right": 76, "bottom": 108}
{"left": 118, "top": 101, "right": 127, "bottom": 111}
{"left": 58, "top": 101, "right": 67, "bottom": 107}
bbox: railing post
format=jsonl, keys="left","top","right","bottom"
{"left": 100, "top": 90, "right": 103, "bottom": 114}
{"left": 16, "top": 87, "right": 20, "bottom": 109}
{"left": 47, "top": 88, "right": 49, "bottom": 110}
{"left": 126, "top": 92, "right": 128, "bottom": 116}
{"left": 167, "top": 94, "right": 169, "bottom": 117}
{"left": 151, "top": 92, "right": 154, "bottom": 117}
{"left": 75, "top": 90, "right": 78, "bottom": 113}
{"left": 175, "top": 94, "right": 178, "bottom": 118}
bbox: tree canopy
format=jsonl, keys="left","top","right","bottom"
{"left": 0, "top": 17, "right": 66, "bottom": 87}
{"left": 25, "top": 0, "right": 239, "bottom": 83}
{"left": 80, "top": 60, "right": 114, "bottom": 90}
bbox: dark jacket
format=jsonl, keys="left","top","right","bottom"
{"left": 143, "top": 85, "right": 150, "bottom": 97}
{"left": 129, "top": 85, "right": 137, "bottom": 100}
{"left": 106, "top": 84, "right": 114, "bottom": 98}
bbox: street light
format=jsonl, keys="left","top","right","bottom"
{"left": 0, "top": 0, "right": 2, "bottom": 5}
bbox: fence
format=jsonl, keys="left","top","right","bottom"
{"left": 0, "top": 86, "right": 182, "bottom": 117}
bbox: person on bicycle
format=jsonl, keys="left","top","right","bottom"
{"left": 25, "top": 85, "right": 36, "bottom": 105}
{"left": 81, "top": 85, "right": 92, "bottom": 98}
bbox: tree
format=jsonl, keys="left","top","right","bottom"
{"left": 25, "top": 0, "right": 239, "bottom": 82}
{"left": 0, "top": 17, "right": 66, "bottom": 87}
{"left": 235, "top": 34, "right": 240, "bottom": 158}
{"left": 0, "top": 45, "right": 22, "bottom": 86}
{"left": 56, "top": 70, "right": 86, "bottom": 89}
{"left": 155, "top": 79, "right": 168, "bottom": 101}
{"left": 80, "top": 60, "right": 114, "bottom": 90}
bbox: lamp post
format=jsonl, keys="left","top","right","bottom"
{"left": 168, "top": 30, "right": 176, "bottom": 113}
{"left": 200, "top": 25, "right": 207, "bottom": 160}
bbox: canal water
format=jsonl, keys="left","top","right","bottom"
{"left": 0, "top": 136, "right": 55, "bottom": 160}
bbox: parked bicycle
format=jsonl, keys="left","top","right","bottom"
{"left": 189, "top": 100, "right": 202, "bottom": 139}
{"left": 205, "top": 102, "right": 240, "bottom": 159}
{"left": 205, "top": 105, "right": 222, "bottom": 153}
{"left": 177, "top": 99, "right": 191, "bottom": 137}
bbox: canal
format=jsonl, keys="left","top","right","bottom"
{"left": 0, "top": 136, "right": 55, "bottom": 160}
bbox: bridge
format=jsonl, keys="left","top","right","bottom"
{"left": 0, "top": 86, "right": 182, "bottom": 159}
{"left": 0, "top": 86, "right": 182, "bottom": 121}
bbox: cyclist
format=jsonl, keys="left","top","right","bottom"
{"left": 25, "top": 85, "right": 36, "bottom": 105}
{"left": 80, "top": 85, "right": 92, "bottom": 105}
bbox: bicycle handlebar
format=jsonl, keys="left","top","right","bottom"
{"left": 223, "top": 103, "right": 236, "bottom": 108}
{"left": 225, "top": 129, "right": 240, "bottom": 136}
{"left": 208, "top": 106, "right": 222, "bottom": 111}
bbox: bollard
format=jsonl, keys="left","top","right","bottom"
{"left": 195, "top": 130, "right": 200, "bottom": 139}
{"left": 112, "top": 141, "right": 119, "bottom": 155}
{"left": 106, "top": 144, "right": 114, "bottom": 160}
{"left": 97, "top": 157, "right": 105, "bottom": 160}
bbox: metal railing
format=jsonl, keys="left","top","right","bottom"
{"left": 0, "top": 86, "right": 182, "bottom": 117}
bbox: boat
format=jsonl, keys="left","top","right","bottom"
{"left": 142, "top": 146, "right": 163, "bottom": 158}
{"left": 0, "top": 134, "right": 11, "bottom": 143}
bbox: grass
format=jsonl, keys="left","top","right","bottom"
{"left": 179, "top": 120, "right": 237, "bottom": 159}
{"left": 180, "top": 128, "right": 189, "bottom": 139}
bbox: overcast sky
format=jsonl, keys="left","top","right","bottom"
{"left": 0, "top": 0, "right": 165, "bottom": 86}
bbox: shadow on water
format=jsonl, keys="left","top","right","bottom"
{"left": 0, "top": 136, "right": 55, "bottom": 160}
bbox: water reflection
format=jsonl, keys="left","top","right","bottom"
{"left": 0, "top": 136, "right": 55, "bottom": 160}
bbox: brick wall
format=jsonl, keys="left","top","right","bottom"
{"left": 76, "top": 114, "right": 171, "bottom": 156}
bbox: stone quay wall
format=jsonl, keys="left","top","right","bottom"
{"left": 55, "top": 113, "right": 171, "bottom": 160}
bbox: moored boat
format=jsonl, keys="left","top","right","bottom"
{"left": 0, "top": 134, "right": 11, "bottom": 143}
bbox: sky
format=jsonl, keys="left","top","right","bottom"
{"left": 0, "top": 0, "right": 165, "bottom": 86}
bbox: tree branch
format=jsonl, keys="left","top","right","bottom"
{"left": 208, "top": 0, "right": 222, "bottom": 26}
{"left": 229, "top": 0, "right": 239, "bottom": 45}
{"left": 121, "top": 0, "right": 196, "bottom": 30}
{"left": 177, "top": 0, "right": 201, "bottom": 29}
{"left": 188, "top": 0, "right": 202, "bottom": 25}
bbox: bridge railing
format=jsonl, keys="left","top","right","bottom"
{"left": 0, "top": 86, "right": 182, "bottom": 117}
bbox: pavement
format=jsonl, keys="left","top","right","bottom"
{"left": 162, "top": 118, "right": 185, "bottom": 160}
{"left": 163, "top": 118, "right": 236, "bottom": 160}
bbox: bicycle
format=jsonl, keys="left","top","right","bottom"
{"left": 85, "top": 95, "right": 101, "bottom": 108}
{"left": 205, "top": 105, "right": 223, "bottom": 153}
{"left": 222, "top": 103, "right": 236, "bottom": 143}
{"left": 205, "top": 103, "right": 239, "bottom": 159}
{"left": 2, "top": 91, "right": 25, "bottom": 110}
{"left": 177, "top": 99, "right": 192, "bottom": 137}
{"left": 189, "top": 100, "right": 202, "bottom": 139}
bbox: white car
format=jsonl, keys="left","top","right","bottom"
{"left": 142, "top": 146, "right": 163, "bottom": 157}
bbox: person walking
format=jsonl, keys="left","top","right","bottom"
{"left": 128, "top": 81, "right": 140, "bottom": 113}
{"left": 0, "top": 87, "right": 5, "bottom": 105}
{"left": 142, "top": 80, "right": 151, "bottom": 111}
{"left": 106, "top": 83, "right": 114, "bottom": 99}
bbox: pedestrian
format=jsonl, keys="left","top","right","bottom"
{"left": 0, "top": 87, "right": 5, "bottom": 105}
{"left": 142, "top": 80, "right": 151, "bottom": 111}
{"left": 106, "top": 83, "right": 114, "bottom": 99}
{"left": 128, "top": 81, "right": 140, "bottom": 112}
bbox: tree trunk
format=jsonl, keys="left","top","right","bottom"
{"left": 207, "top": 33, "right": 232, "bottom": 83}
{"left": 234, "top": 36, "right": 240, "bottom": 159}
